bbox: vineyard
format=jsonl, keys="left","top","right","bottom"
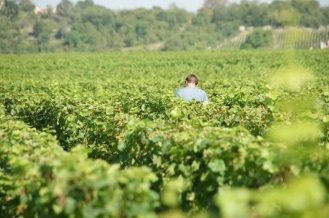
{"left": 217, "top": 27, "right": 329, "bottom": 50}
{"left": 1, "top": 51, "right": 329, "bottom": 217}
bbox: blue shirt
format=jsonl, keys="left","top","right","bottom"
{"left": 175, "top": 87, "right": 209, "bottom": 102}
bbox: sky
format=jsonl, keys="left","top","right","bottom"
{"left": 32, "top": 0, "right": 329, "bottom": 12}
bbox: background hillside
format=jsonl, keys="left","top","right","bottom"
{"left": 1, "top": 0, "right": 329, "bottom": 53}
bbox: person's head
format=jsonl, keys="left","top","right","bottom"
{"left": 185, "top": 74, "right": 199, "bottom": 87}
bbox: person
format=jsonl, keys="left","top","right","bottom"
{"left": 175, "top": 74, "right": 209, "bottom": 103}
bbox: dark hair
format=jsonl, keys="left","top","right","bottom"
{"left": 185, "top": 74, "right": 199, "bottom": 85}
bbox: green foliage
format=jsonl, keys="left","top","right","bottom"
{"left": 2, "top": 0, "right": 19, "bottom": 20}
{"left": 292, "top": 0, "right": 325, "bottom": 27}
{"left": 56, "top": 0, "right": 74, "bottom": 18}
{"left": 1, "top": 51, "right": 329, "bottom": 217}
{"left": 0, "top": 105, "right": 159, "bottom": 218}
{"left": 19, "top": 0, "right": 35, "bottom": 13}
{"left": 0, "top": 0, "right": 329, "bottom": 53}
{"left": 217, "top": 175, "right": 329, "bottom": 218}
{"left": 241, "top": 30, "right": 273, "bottom": 49}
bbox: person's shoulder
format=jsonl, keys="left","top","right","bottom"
{"left": 197, "top": 88, "right": 207, "bottom": 94}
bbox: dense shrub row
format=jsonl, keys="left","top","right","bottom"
{"left": 1, "top": 51, "right": 329, "bottom": 216}
{"left": 0, "top": 105, "right": 158, "bottom": 218}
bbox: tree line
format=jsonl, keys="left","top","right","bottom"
{"left": 0, "top": 0, "right": 328, "bottom": 53}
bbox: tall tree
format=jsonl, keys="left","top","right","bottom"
{"left": 56, "top": 0, "right": 74, "bottom": 18}
{"left": 76, "top": 0, "right": 94, "bottom": 10}
{"left": 203, "top": 0, "right": 229, "bottom": 9}
{"left": 268, "top": 0, "right": 301, "bottom": 27}
{"left": 18, "top": 0, "right": 34, "bottom": 12}
{"left": 32, "top": 19, "right": 53, "bottom": 51}
{"left": 292, "top": 0, "right": 324, "bottom": 27}
{"left": 2, "top": 0, "right": 19, "bottom": 20}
